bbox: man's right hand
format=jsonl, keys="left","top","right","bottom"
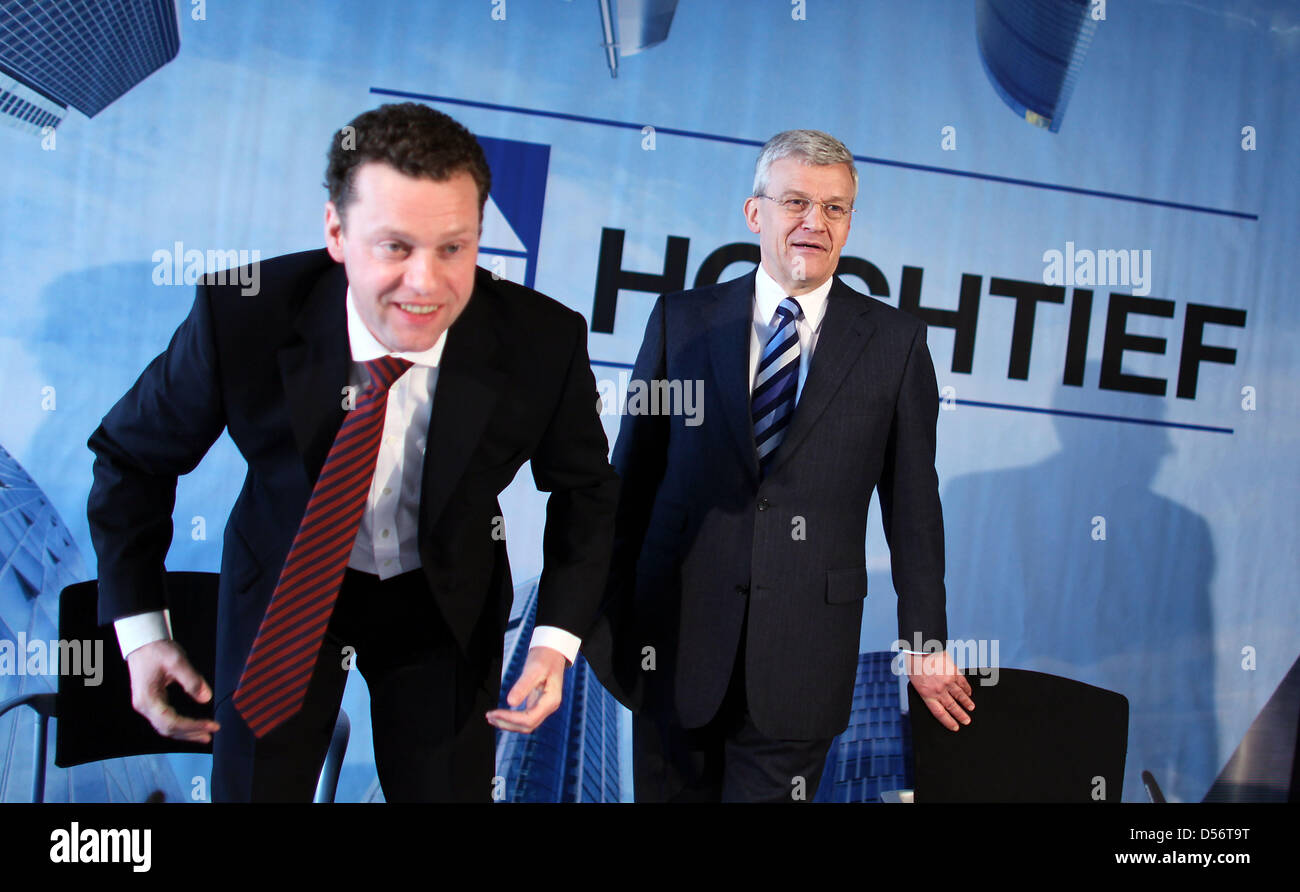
{"left": 125, "top": 640, "right": 221, "bottom": 743}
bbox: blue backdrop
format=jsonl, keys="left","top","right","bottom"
{"left": 1, "top": 0, "right": 1295, "bottom": 803}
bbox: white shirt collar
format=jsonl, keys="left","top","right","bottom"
{"left": 754, "top": 264, "right": 833, "bottom": 330}
{"left": 345, "top": 286, "right": 447, "bottom": 367}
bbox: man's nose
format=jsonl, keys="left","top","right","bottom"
{"left": 800, "top": 203, "right": 828, "bottom": 228}
{"left": 405, "top": 252, "right": 439, "bottom": 293}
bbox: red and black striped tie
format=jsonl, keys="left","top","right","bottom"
{"left": 233, "top": 355, "right": 412, "bottom": 737}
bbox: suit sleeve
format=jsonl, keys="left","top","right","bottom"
{"left": 878, "top": 320, "right": 948, "bottom": 647}
{"left": 527, "top": 310, "right": 621, "bottom": 636}
{"left": 579, "top": 295, "right": 669, "bottom": 709}
{"left": 604, "top": 293, "right": 670, "bottom": 606}
{"left": 87, "top": 283, "right": 227, "bottom": 626}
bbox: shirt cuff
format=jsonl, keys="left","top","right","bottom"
{"left": 530, "top": 625, "right": 581, "bottom": 664}
{"left": 114, "top": 609, "right": 173, "bottom": 659}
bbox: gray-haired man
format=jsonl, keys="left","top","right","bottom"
{"left": 585, "top": 130, "right": 972, "bottom": 802}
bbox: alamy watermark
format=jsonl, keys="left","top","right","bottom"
{"left": 50, "top": 823, "right": 150, "bottom": 872}
{"left": 152, "top": 240, "right": 261, "bottom": 295}
{"left": 1042, "top": 241, "right": 1151, "bottom": 296}
{"left": 0, "top": 634, "right": 104, "bottom": 686}
{"left": 596, "top": 371, "right": 703, "bottom": 426}
{"left": 891, "top": 634, "right": 1000, "bottom": 686}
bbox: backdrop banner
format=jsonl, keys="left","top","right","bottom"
{"left": 1, "top": 0, "right": 1295, "bottom": 804}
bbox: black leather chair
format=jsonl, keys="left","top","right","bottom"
{"left": 908, "top": 667, "right": 1128, "bottom": 802}
{"left": 0, "top": 573, "right": 349, "bottom": 802}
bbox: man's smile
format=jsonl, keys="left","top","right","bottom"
{"left": 395, "top": 302, "right": 442, "bottom": 316}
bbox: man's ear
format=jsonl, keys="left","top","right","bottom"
{"left": 324, "top": 201, "right": 346, "bottom": 263}
{"left": 743, "top": 196, "right": 761, "bottom": 235}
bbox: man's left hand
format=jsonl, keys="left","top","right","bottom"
{"left": 906, "top": 651, "right": 975, "bottom": 731}
{"left": 486, "top": 645, "right": 569, "bottom": 733}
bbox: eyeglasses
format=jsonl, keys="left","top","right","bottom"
{"left": 758, "top": 194, "right": 854, "bottom": 222}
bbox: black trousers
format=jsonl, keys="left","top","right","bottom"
{"left": 633, "top": 622, "right": 834, "bottom": 803}
{"left": 213, "top": 568, "right": 497, "bottom": 802}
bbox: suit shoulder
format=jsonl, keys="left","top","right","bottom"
{"left": 833, "top": 277, "right": 927, "bottom": 336}
{"left": 659, "top": 272, "right": 751, "bottom": 310}
{"left": 201, "top": 247, "right": 335, "bottom": 292}
{"left": 475, "top": 266, "right": 586, "bottom": 334}
{"left": 200, "top": 248, "right": 339, "bottom": 315}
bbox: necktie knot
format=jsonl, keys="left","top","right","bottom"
{"left": 364, "top": 356, "right": 413, "bottom": 392}
{"left": 772, "top": 297, "right": 803, "bottom": 329}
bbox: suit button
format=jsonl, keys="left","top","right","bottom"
{"left": 735, "top": 584, "right": 749, "bottom": 596}
{"left": 757, "top": 498, "right": 770, "bottom": 511}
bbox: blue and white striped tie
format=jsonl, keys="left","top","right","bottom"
{"left": 752, "top": 297, "right": 803, "bottom": 477}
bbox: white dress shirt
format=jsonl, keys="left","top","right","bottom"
{"left": 749, "top": 263, "right": 833, "bottom": 397}
{"left": 343, "top": 289, "right": 443, "bottom": 580}
{"left": 115, "top": 287, "right": 579, "bottom": 663}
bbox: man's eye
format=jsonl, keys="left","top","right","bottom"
{"left": 825, "top": 204, "right": 846, "bottom": 216}
{"left": 379, "top": 242, "right": 408, "bottom": 255}
{"left": 444, "top": 243, "right": 462, "bottom": 255}
{"left": 783, "top": 198, "right": 811, "bottom": 213}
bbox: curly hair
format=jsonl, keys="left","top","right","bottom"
{"left": 324, "top": 102, "right": 491, "bottom": 220}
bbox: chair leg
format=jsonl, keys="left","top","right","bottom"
{"left": 2, "top": 693, "right": 57, "bottom": 803}
{"left": 1141, "top": 770, "right": 1167, "bottom": 803}
{"left": 32, "top": 711, "right": 50, "bottom": 804}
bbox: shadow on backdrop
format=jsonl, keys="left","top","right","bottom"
{"left": 940, "top": 361, "right": 1217, "bottom": 802}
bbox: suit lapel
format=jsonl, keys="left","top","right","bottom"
{"left": 766, "top": 277, "right": 878, "bottom": 476}
{"left": 704, "top": 272, "right": 761, "bottom": 481}
{"left": 418, "top": 270, "right": 509, "bottom": 538}
{"left": 277, "top": 262, "right": 350, "bottom": 481}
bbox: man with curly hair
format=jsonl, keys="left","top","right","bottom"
{"left": 88, "top": 103, "right": 619, "bottom": 802}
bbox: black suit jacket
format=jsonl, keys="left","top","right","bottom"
{"left": 88, "top": 248, "right": 619, "bottom": 707}
{"left": 585, "top": 270, "right": 947, "bottom": 740}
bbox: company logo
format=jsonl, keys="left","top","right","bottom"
{"left": 475, "top": 135, "right": 551, "bottom": 291}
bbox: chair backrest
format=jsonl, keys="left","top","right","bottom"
{"left": 1203, "top": 651, "right": 1300, "bottom": 802}
{"left": 54, "top": 572, "right": 219, "bottom": 768}
{"left": 908, "top": 667, "right": 1129, "bottom": 802}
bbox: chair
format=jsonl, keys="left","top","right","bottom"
{"left": 1144, "top": 652, "right": 1300, "bottom": 803}
{"left": 0, "top": 573, "right": 349, "bottom": 802}
{"left": 907, "top": 666, "right": 1128, "bottom": 802}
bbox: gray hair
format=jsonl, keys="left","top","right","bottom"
{"left": 752, "top": 129, "right": 859, "bottom": 201}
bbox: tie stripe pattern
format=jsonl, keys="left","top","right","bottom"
{"left": 233, "top": 355, "right": 412, "bottom": 737}
{"left": 752, "top": 297, "right": 802, "bottom": 477}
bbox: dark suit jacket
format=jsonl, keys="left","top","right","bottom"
{"left": 584, "top": 270, "right": 947, "bottom": 740}
{"left": 88, "top": 248, "right": 619, "bottom": 707}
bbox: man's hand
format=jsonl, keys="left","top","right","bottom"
{"left": 906, "top": 651, "right": 975, "bottom": 731}
{"left": 485, "top": 645, "right": 569, "bottom": 734}
{"left": 125, "top": 640, "right": 221, "bottom": 743}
